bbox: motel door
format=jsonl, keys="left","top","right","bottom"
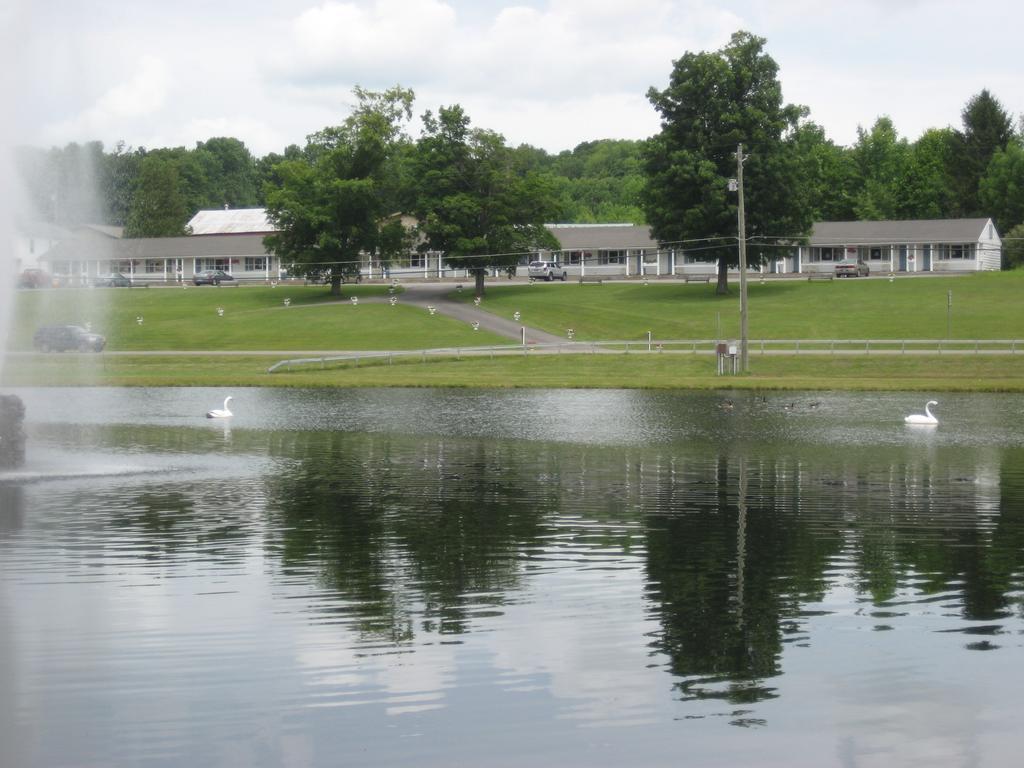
{"left": 898, "top": 246, "right": 908, "bottom": 272}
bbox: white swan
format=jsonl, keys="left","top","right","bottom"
{"left": 904, "top": 400, "right": 938, "bottom": 425}
{"left": 206, "top": 396, "right": 233, "bottom": 419}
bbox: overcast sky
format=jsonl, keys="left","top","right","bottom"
{"left": 9, "top": 0, "right": 1024, "bottom": 157}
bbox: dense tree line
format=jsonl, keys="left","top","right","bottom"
{"left": 14, "top": 32, "right": 1023, "bottom": 273}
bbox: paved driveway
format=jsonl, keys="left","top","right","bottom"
{"left": 394, "top": 283, "right": 567, "bottom": 345}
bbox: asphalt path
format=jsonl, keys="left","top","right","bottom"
{"left": 393, "top": 282, "right": 567, "bottom": 345}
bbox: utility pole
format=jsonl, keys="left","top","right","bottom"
{"left": 736, "top": 143, "right": 749, "bottom": 373}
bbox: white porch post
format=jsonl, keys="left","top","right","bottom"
{"left": 889, "top": 244, "right": 894, "bottom": 272}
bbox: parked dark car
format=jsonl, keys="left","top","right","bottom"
{"left": 18, "top": 268, "right": 53, "bottom": 288}
{"left": 834, "top": 258, "right": 870, "bottom": 277}
{"left": 193, "top": 269, "right": 235, "bottom": 286}
{"left": 94, "top": 272, "right": 132, "bottom": 287}
{"left": 33, "top": 325, "right": 106, "bottom": 353}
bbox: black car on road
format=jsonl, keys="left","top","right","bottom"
{"left": 33, "top": 325, "right": 106, "bottom": 353}
{"left": 193, "top": 269, "right": 235, "bottom": 286}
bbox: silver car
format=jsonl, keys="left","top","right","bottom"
{"left": 527, "top": 260, "right": 567, "bottom": 281}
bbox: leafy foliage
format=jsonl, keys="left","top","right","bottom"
{"left": 262, "top": 86, "right": 415, "bottom": 295}
{"left": 954, "top": 89, "right": 1016, "bottom": 216}
{"left": 409, "top": 105, "right": 561, "bottom": 295}
{"left": 642, "top": 31, "right": 813, "bottom": 292}
{"left": 980, "top": 139, "right": 1024, "bottom": 235}
{"left": 10, "top": 57, "right": 1020, "bottom": 278}
{"left": 125, "top": 155, "right": 189, "bottom": 237}
{"left": 1001, "top": 223, "right": 1024, "bottom": 269}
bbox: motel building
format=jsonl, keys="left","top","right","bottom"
{"left": 34, "top": 210, "right": 1001, "bottom": 284}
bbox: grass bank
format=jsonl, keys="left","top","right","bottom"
{"left": 6, "top": 351, "right": 1024, "bottom": 392}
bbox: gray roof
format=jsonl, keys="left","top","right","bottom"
{"left": 78, "top": 224, "right": 124, "bottom": 238}
{"left": 15, "top": 220, "right": 72, "bottom": 240}
{"left": 188, "top": 208, "right": 275, "bottom": 235}
{"left": 546, "top": 223, "right": 657, "bottom": 250}
{"left": 811, "top": 219, "right": 994, "bottom": 245}
{"left": 42, "top": 233, "right": 271, "bottom": 262}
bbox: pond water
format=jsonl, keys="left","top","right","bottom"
{"left": 2, "top": 387, "right": 1024, "bottom": 767}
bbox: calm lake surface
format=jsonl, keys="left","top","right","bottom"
{"left": 3, "top": 387, "right": 1024, "bottom": 767}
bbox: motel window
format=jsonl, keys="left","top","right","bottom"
{"left": 642, "top": 250, "right": 659, "bottom": 264}
{"left": 937, "top": 244, "right": 972, "bottom": 260}
{"left": 409, "top": 253, "right": 426, "bottom": 268}
{"left": 565, "top": 252, "right": 581, "bottom": 265}
{"left": 602, "top": 250, "right": 626, "bottom": 265}
{"left": 245, "top": 257, "right": 267, "bottom": 271}
{"left": 818, "top": 247, "right": 836, "bottom": 262}
{"left": 869, "top": 248, "right": 883, "bottom": 261}
{"left": 145, "top": 260, "right": 163, "bottom": 274}
{"left": 198, "top": 258, "right": 231, "bottom": 272}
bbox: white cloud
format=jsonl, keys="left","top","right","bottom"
{"left": 277, "top": 0, "right": 459, "bottom": 84}
{"left": 41, "top": 56, "right": 170, "bottom": 146}
{"left": 18, "top": 1, "right": 1024, "bottom": 156}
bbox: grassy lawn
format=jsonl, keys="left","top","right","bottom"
{"left": 6, "top": 272, "right": 1024, "bottom": 391}
{"left": 463, "top": 271, "right": 1024, "bottom": 341}
{"left": 9, "top": 285, "right": 506, "bottom": 351}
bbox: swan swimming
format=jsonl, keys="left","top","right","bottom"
{"left": 206, "top": 396, "right": 233, "bottom": 419}
{"left": 904, "top": 400, "right": 938, "bottom": 425}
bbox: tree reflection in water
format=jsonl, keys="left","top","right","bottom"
{"left": 264, "top": 431, "right": 554, "bottom": 644}
{"left": 236, "top": 430, "right": 1024, "bottom": 709}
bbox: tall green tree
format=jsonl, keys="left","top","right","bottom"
{"left": 100, "top": 141, "right": 143, "bottom": 226}
{"left": 1000, "top": 222, "right": 1024, "bottom": 270}
{"left": 194, "top": 137, "right": 260, "bottom": 209}
{"left": 263, "top": 86, "right": 415, "bottom": 296}
{"left": 954, "top": 89, "right": 1015, "bottom": 216}
{"left": 850, "top": 117, "right": 911, "bottom": 220}
{"left": 15, "top": 141, "right": 105, "bottom": 227}
{"left": 410, "top": 105, "right": 561, "bottom": 296}
{"left": 898, "top": 128, "right": 959, "bottom": 219}
{"left": 979, "top": 139, "right": 1024, "bottom": 236}
{"left": 642, "top": 31, "right": 811, "bottom": 294}
{"left": 125, "top": 155, "right": 189, "bottom": 237}
{"left": 791, "top": 122, "right": 857, "bottom": 222}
